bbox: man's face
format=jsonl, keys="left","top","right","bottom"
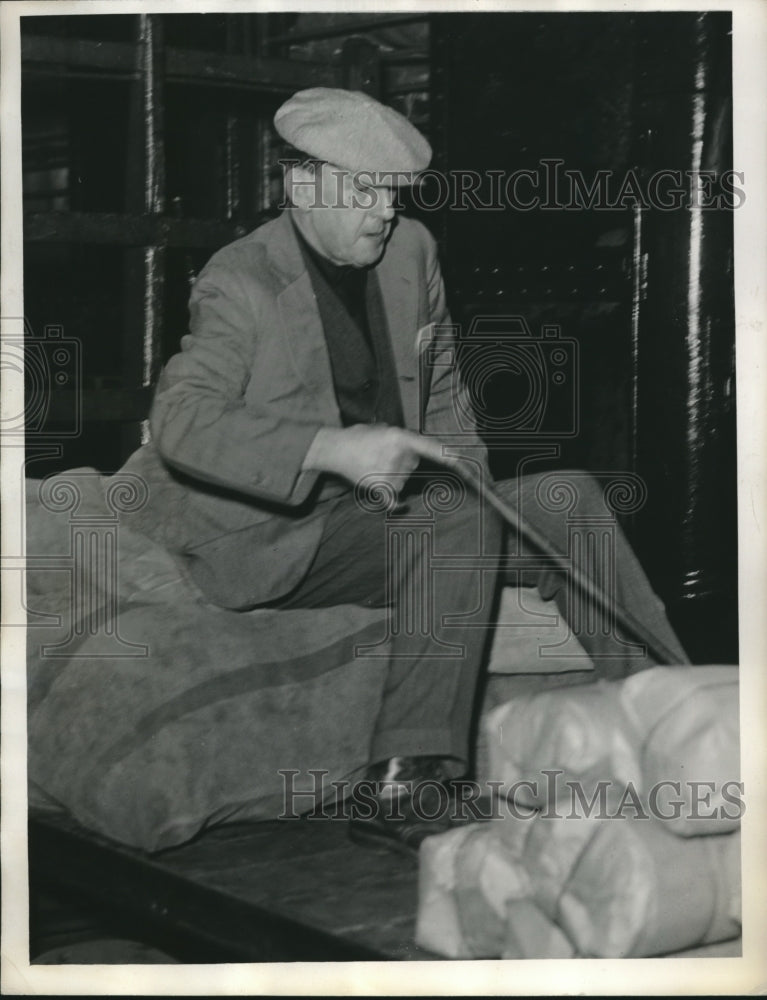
{"left": 292, "top": 163, "right": 398, "bottom": 268}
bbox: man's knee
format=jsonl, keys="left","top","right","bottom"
{"left": 500, "top": 468, "right": 606, "bottom": 520}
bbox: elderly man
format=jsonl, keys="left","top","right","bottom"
{"left": 132, "top": 88, "right": 688, "bottom": 854}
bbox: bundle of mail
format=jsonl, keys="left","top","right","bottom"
{"left": 417, "top": 666, "right": 741, "bottom": 958}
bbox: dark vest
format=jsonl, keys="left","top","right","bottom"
{"left": 294, "top": 225, "right": 404, "bottom": 428}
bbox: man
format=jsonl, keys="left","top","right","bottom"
{"left": 134, "top": 88, "right": 688, "bottom": 854}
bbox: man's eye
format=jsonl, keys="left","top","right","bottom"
{"left": 353, "top": 188, "right": 377, "bottom": 209}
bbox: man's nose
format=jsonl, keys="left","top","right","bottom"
{"left": 372, "top": 190, "right": 396, "bottom": 222}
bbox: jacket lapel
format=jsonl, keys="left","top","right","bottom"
{"left": 270, "top": 212, "right": 341, "bottom": 425}
{"left": 374, "top": 236, "right": 420, "bottom": 431}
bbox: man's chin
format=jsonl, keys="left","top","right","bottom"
{"left": 354, "top": 241, "right": 387, "bottom": 267}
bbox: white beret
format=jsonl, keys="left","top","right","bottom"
{"left": 274, "top": 87, "right": 432, "bottom": 182}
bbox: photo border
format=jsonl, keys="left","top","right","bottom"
{"left": 2, "top": 0, "right": 765, "bottom": 994}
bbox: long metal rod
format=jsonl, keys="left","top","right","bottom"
{"left": 139, "top": 14, "right": 165, "bottom": 407}
{"left": 437, "top": 456, "right": 689, "bottom": 666}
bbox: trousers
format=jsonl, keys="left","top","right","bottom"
{"left": 274, "top": 468, "right": 689, "bottom": 774}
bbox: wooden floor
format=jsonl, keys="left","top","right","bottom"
{"left": 29, "top": 811, "right": 742, "bottom": 964}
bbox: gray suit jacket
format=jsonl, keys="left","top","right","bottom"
{"left": 124, "top": 210, "right": 487, "bottom": 608}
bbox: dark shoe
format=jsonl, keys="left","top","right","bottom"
{"left": 348, "top": 756, "right": 460, "bottom": 857}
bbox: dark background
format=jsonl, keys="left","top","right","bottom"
{"left": 20, "top": 11, "right": 738, "bottom": 662}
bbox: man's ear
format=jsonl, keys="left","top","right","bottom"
{"left": 287, "top": 164, "right": 320, "bottom": 211}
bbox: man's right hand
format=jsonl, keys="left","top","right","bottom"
{"left": 302, "top": 424, "right": 449, "bottom": 496}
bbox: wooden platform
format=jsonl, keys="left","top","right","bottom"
{"left": 29, "top": 811, "right": 742, "bottom": 964}
{"left": 29, "top": 811, "right": 437, "bottom": 962}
